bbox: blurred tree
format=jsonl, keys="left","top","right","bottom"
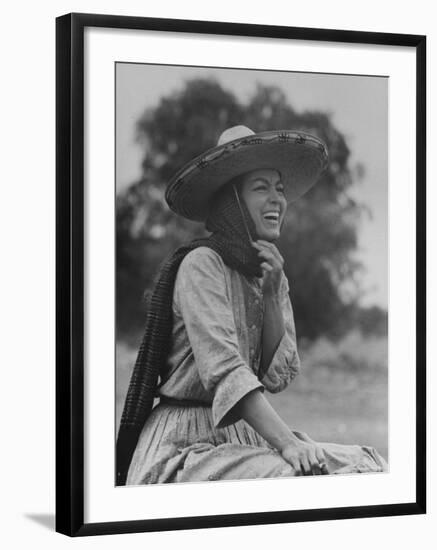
{"left": 117, "top": 78, "right": 379, "bottom": 343}
{"left": 352, "top": 305, "right": 388, "bottom": 338}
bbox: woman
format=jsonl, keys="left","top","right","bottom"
{"left": 117, "top": 125, "right": 387, "bottom": 485}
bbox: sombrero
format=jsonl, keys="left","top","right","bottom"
{"left": 165, "top": 125, "right": 328, "bottom": 222}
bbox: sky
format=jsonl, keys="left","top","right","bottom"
{"left": 116, "top": 63, "right": 388, "bottom": 308}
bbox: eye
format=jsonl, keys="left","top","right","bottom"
{"left": 252, "top": 181, "right": 268, "bottom": 191}
{"left": 277, "top": 184, "right": 285, "bottom": 195}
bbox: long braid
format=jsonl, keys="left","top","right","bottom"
{"left": 116, "top": 182, "right": 261, "bottom": 485}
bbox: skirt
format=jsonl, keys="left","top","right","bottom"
{"left": 126, "top": 402, "right": 388, "bottom": 485}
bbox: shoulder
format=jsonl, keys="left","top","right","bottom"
{"left": 173, "top": 247, "right": 228, "bottom": 310}
{"left": 176, "top": 247, "right": 228, "bottom": 293}
{"left": 178, "top": 246, "right": 225, "bottom": 276}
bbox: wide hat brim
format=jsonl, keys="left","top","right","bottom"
{"left": 165, "top": 130, "right": 329, "bottom": 222}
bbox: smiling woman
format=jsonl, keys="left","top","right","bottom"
{"left": 116, "top": 125, "right": 388, "bottom": 486}
{"left": 238, "top": 168, "right": 287, "bottom": 241}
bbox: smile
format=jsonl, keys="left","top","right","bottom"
{"left": 263, "top": 211, "right": 280, "bottom": 224}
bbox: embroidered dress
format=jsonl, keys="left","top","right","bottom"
{"left": 126, "top": 247, "right": 387, "bottom": 484}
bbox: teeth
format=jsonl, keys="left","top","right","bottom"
{"left": 264, "top": 212, "right": 279, "bottom": 221}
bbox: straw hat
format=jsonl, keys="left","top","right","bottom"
{"left": 165, "top": 125, "right": 328, "bottom": 222}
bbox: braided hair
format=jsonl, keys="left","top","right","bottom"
{"left": 116, "top": 180, "right": 262, "bottom": 485}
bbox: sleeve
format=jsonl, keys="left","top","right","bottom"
{"left": 259, "top": 273, "right": 301, "bottom": 393}
{"left": 174, "top": 247, "right": 264, "bottom": 428}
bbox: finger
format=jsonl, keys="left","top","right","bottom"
{"left": 282, "top": 452, "right": 302, "bottom": 475}
{"left": 315, "top": 447, "right": 325, "bottom": 464}
{"left": 256, "top": 240, "right": 284, "bottom": 264}
{"left": 300, "top": 455, "right": 312, "bottom": 476}
{"left": 254, "top": 242, "right": 284, "bottom": 270}
{"left": 261, "top": 262, "right": 273, "bottom": 272}
{"left": 256, "top": 239, "right": 277, "bottom": 249}
{"left": 256, "top": 248, "right": 275, "bottom": 260}
{"left": 315, "top": 447, "right": 328, "bottom": 474}
{"left": 256, "top": 248, "right": 282, "bottom": 269}
{"left": 308, "top": 448, "right": 321, "bottom": 475}
{"left": 252, "top": 241, "right": 272, "bottom": 252}
{"left": 289, "top": 457, "right": 302, "bottom": 475}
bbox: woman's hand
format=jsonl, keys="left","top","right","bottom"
{"left": 252, "top": 240, "right": 284, "bottom": 297}
{"left": 280, "top": 438, "right": 329, "bottom": 475}
{"left": 234, "top": 391, "right": 328, "bottom": 477}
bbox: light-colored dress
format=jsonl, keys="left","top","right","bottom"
{"left": 126, "top": 247, "right": 387, "bottom": 484}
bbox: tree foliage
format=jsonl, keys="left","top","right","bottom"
{"left": 117, "top": 78, "right": 381, "bottom": 343}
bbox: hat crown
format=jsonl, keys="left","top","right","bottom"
{"left": 217, "top": 125, "right": 255, "bottom": 146}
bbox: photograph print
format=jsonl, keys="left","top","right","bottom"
{"left": 115, "top": 62, "right": 389, "bottom": 487}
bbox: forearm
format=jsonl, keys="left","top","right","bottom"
{"left": 235, "top": 388, "right": 328, "bottom": 475}
{"left": 260, "top": 293, "right": 285, "bottom": 376}
{"left": 234, "top": 388, "right": 296, "bottom": 451}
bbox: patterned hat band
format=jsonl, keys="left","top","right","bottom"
{"left": 165, "top": 125, "right": 329, "bottom": 223}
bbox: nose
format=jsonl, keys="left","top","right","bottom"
{"left": 268, "top": 187, "right": 282, "bottom": 203}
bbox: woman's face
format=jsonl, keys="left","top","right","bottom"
{"left": 239, "top": 168, "right": 287, "bottom": 241}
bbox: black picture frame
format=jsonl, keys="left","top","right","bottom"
{"left": 56, "top": 12, "right": 426, "bottom": 537}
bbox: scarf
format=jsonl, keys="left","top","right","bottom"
{"left": 116, "top": 182, "right": 262, "bottom": 485}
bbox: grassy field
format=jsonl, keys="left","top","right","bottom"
{"left": 267, "top": 331, "right": 388, "bottom": 459}
{"left": 116, "top": 330, "right": 388, "bottom": 461}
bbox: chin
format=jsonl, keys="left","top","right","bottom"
{"left": 258, "top": 230, "right": 280, "bottom": 242}
{"left": 255, "top": 220, "right": 282, "bottom": 241}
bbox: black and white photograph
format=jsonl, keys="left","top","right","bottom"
{"left": 115, "top": 63, "right": 389, "bottom": 487}
{"left": 1, "top": 0, "right": 433, "bottom": 546}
